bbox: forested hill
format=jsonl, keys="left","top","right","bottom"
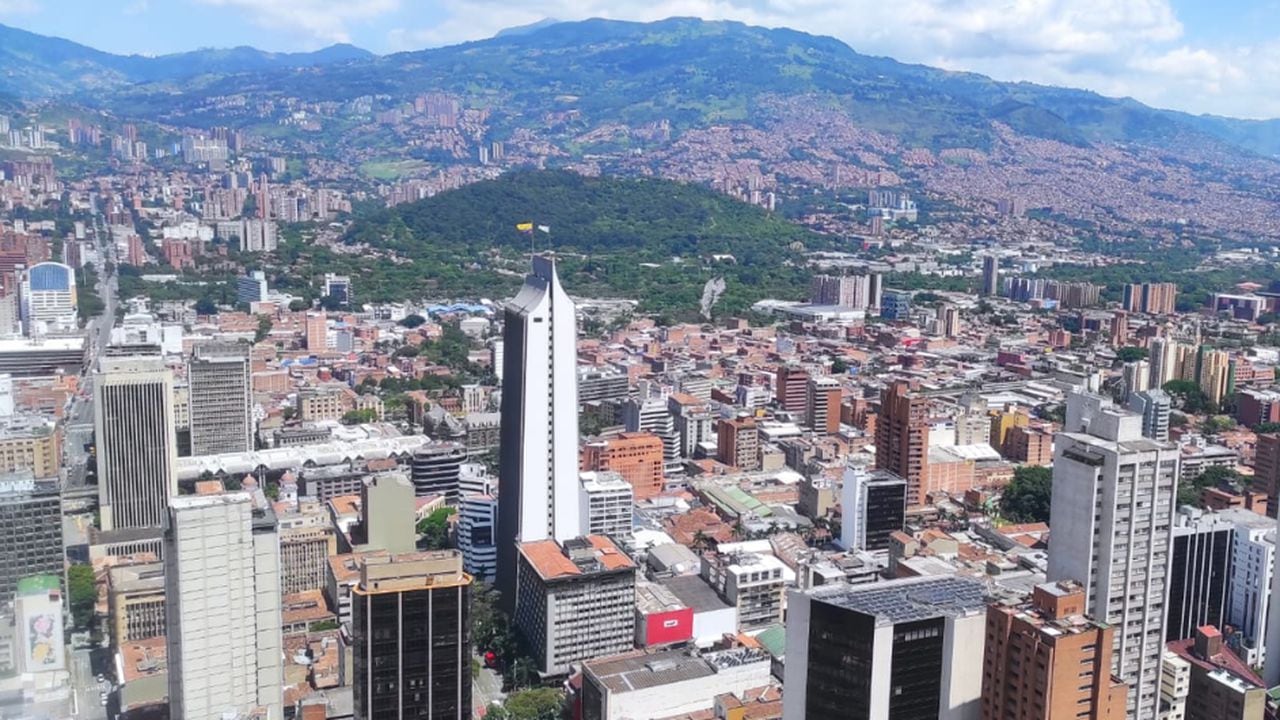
{"left": 342, "top": 170, "right": 824, "bottom": 317}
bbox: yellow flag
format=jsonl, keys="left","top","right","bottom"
{"left": 515, "top": 222, "right": 534, "bottom": 232}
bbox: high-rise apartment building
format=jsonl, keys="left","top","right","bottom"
{"left": 94, "top": 356, "right": 178, "bottom": 531}
{"left": 1253, "top": 434, "right": 1280, "bottom": 519}
{"left": 1199, "top": 347, "right": 1233, "bottom": 408}
{"left": 409, "top": 442, "right": 467, "bottom": 502}
{"left": 578, "top": 471, "right": 633, "bottom": 540}
{"left": 981, "top": 581, "right": 1128, "bottom": 720}
{"left": 981, "top": 255, "right": 1000, "bottom": 296}
{"left": 839, "top": 463, "right": 906, "bottom": 552}
{"left": 805, "top": 376, "right": 841, "bottom": 434}
{"left": 774, "top": 365, "right": 809, "bottom": 414}
{"left": 809, "top": 273, "right": 882, "bottom": 309}
{"left": 875, "top": 380, "right": 930, "bottom": 506}
{"left": 1048, "top": 392, "right": 1179, "bottom": 719}
{"left": 352, "top": 551, "right": 472, "bottom": 720}
{"left": 580, "top": 431, "right": 665, "bottom": 500}
{"left": 187, "top": 341, "right": 253, "bottom": 456}
{"left": 717, "top": 417, "right": 760, "bottom": 471}
{"left": 497, "top": 256, "right": 584, "bottom": 605}
{"left": 782, "top": 576, "right": 988, "bottom": 720}
{"left": 165, "top": 492, "right": 283, "bottom": 720}
{"left": 1224, "top": 509, "right": 1277, "bottom": 668}
{"left": 1129, "top": 389, "right": 1172, "bottom": 442}
{"left": 514, "top": 536, "right": 636, "bottom": 676}
{"left": 1123, "top": 283, "right": 1178, "bottom": 315}
{"left": 1121, "top": 359, "right": 1149, "bottom": 401}
{"left": 305, "top": 312, "right": 328, "bottom": 351}
{"left": 457, "top": 493, "right": 497, "bottom": 581}
{"left": 0, "top": 476, "right": 62, "bottom": 601}
{"left": 669, "top": 393, "right": 715, "bottom": 460}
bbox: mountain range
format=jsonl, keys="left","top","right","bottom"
{"left": 0, "top": 22, "right": 372, "bottom": 98}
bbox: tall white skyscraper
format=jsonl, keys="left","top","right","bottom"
{"left": 1048, "top": 392, "right": 1179, "bottom": 720}
{"left": 496, "top": 255, "right": 582, "bottom": 602}
{"left": 187, "top": 341, "right": 253, "bottom": 456}
{"left": 165, "top": 492, "right": 283, "bottom": 720}
{"left": 19, "top": 261, "right": 77, "bottom": 336}
{"left": 94, "top": 356, "right": 178, "bottom": 531}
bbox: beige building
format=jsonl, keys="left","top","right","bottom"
{"left": 0, "top": 423, "right": 60, "bottom": 478}
{"left": 279, "top": 501, "right": 338, "bottom": 594}
{"left": 108, "top": 562, "right": 167, "bottom": 647}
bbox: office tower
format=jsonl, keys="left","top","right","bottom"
{"left": 1121, "top": 360, "right": 1150, "bottom": 402}
{"left": 839, "top": 463, "right": 906, "bottom": 552}
{"left": 352, "top": 551, "right": 472, "bottom": 720}
{"left": 1225, "top": 509, "right": 1276, "bottom": 667}
{"left": 775, "top": 365, "right": 809, "bottom": 414}
{"left": 981, "top": 581, "right": 1127, "bottom": 720}
{"left": 1129, "top": 389, "right": 1172, "bottom": 442}
{"left": 875, "top": 380, "right": 929, "bottom": 506}
{"left": 1049, "top": 392, "right": 1179, "bottom": 719}
{"left": 278, "top": 501, "right": 338, "bottom": 594}
{"left": 236, "top": 270, "right": 269, "bottom": 304}
{"left": 578, "top": 471, "right": 633, "bottom": 539}
{"left": 457, "top": 493, "right": 497, "bottom": 581}
{"left": 782, "top": 576, "right": 987, "bottom": 720}
{"left": 805, "top": 376, "right": 841, "bottom": 434}
{"left": 1149, "top": 337, "right": 1179, "bottom": 388}
{"left": 409, "top": 443, "right": 466, "bottom": 502}
{"left": 981, "top": 255, "right": 1000, "bottom": 296}
{"left": 880, "top": 290, "right": 911, "bottom": 320}
{"left": 305, "top": 312, "right": 327, "bottom": 351}
{"left": 19, "top": 261, "right": 77, "bottom": 335}
{"left": 14, "top": 575, "right": 65, "bottom": 674}
{"left": 0, "top": 477, "right": 61, "bottom": 603}
{"left": 1124, "top": 283, "right": 1178, "bottom": 315}
{"left": 940, "top": 304, "right": 961, "bottom": 338}
{"left": 94, "top": 356, "right": 178, "bottom": 531}
{"left": 1254, "top": 434, "right": 1280, "bottom": 519}
{"left": 322, "top": 273, "right": 352, "bottom": 305}
{"left": 1166, "top": 509, "right": 1234, "bottom": 642}
{"left": 187, "top": 341, "right": 253, "bottom": 456}
{"left": 165, "top": 492, "right": 283, "bottom": 720}
{"left": 717, "top": 417, "right": 760, "bottom": 471}
{"left": 1199, "top": 347, "right": 1232, "bottom": 408}
{"left": 497, "top": 256, "right": 583, "bottom": 605}
{"left": 513, "top": 536, "right": 636, "bottom": 676}
{"left": 580, "top": 431, "right": 664, "bottom": 499}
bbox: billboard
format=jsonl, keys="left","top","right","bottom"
{"left": 16, "top": 575, "right": 65, "bottom": 673}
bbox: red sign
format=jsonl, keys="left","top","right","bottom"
{"left": 642, "top": 608, "right": 693, "bottom": 647}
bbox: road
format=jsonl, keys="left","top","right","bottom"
{"left": 472, "top": 658, "right": 506, "bottom": 716}
{"left": 69, "top": 646, "right": 108, "bottom": 719}
{"left": 63, "top": 211, "right": 116, "bottom": 489}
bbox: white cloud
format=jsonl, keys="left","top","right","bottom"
{"left": 384, "top": 0, "right": 1280, "bottom": 118}
{"left": 194, "top": 0, "right": 400, "bottom": 46}
{"left": 0, "top": 0, "right": 40, "bottom": 15}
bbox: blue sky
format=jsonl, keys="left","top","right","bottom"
{"left": 1, "top": 0, "right": 1276, "bottom": 119}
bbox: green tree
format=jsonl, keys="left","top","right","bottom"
{"left": 416, "top": 507, "right": 457, "bottom": 550}
{"left": 289, "top": 299, "right": 310, "bottom": 312}
{"left": 1179, "top": 465, "right": 1242, "bottom": 507}
{"left": 1255, "top": 422, "right": 1280, "bottom": 434}
{"left": 1116, "top": 346, "right": 1149, "bottom": 363}
{"left": 67, "top": 564, "right": 96, "bottom": 629}
{"left": 341, "top": 409, "right": 378, "bottom": 425}
{"left": 488, "top": 688, "right": 564, "bottom": 720}
{"left": 1163, "top": 380, "right": 1214, "bottom": 415}
{"left": 400, "top": 314, "right": 427, "bottom": 328}
{"left": 999, "top": 466, "right": 1053, "bottom": 523}
{"left": 254, "top": 314, "right": 273, "bottom": 343}
{"left": 195, "top": 296, "right": 219, "bottom": 316}
{"left": 831, "top": 357, "right": 849, "bottom": 374}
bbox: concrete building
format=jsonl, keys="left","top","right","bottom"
{"left": 514, "top": 536, "right": 636, "bottom": 676}
{"left": 0, "top": 476, "right": 62, "bottom": 601}
{"left": 578, "top": 471, "right": 633, "bottom": 540}
{"left": 805, "top": 376, "right": 841, "bottom": 434}
{"left": 809, "top": 273, "right": 882, "bottom": 309}
{"left": 700, "top": 550, "right": 787, "bottom": 630}
{"left": 1129, "top": 389, "right": 1172, "bottom": 442}
{"left": 783, "top": 576, "right": 988, "bottom": 720}
{"left": 875, "top": 379, "right": 930, "bottom": 506}
{"left": 95, "top": 356, "right": 178, "bottom": 531}
{"left": 981, "top": 255, "right": 1000, "bottom": 297}
{"left": 236, "top": 270, "right": 269, "bottom": 304}
{"left": 322, "top": 273, "right": 351, "bottom": 306}
{"left": 578, "top": 367, "right": 629, "bottom": 404}
{"left": 880, "top": 290, "right": 911, "bottom": 321}
{"left": 278, "top": 501, "right": 338, "bottom": 594}
{"left": 1169, "top": 627, "right": 1267, "bottom": 720}
{"left": 187, "top": 341, "right": 253, "bottom": 456}
{"left": 1124, "top": 282, "right": 1178, "bottom": 315}
{"left": 14, "top": 574, "right": 65, "bottom": 674}
{"left": 670, "top": 393, "right": 715, "bottom": 460}
{"left": 351, "top": 551, "right": 472, "bottom": 720}
{"left": 457, "top": 493, "right": 497, "bottom": 582}
{"left": 19, "top": 261, "right": 77, "bottom": 335}
{"left": 107, "top": 562, "right": 166, "bottom": 647}
{"left": 775, "top": 365, "right": 809, "bottom": 414}
{"left": 580, "top": 646, "right": 774, "bottom": 720}
{"left": 1252, "top": 434, "right": 1280, "bottom": 518}
{"left": 1161, "top": 650, "right": 1191, "bottom": 720}
{"left": 0, "top": 421, "right": 61, "bottom": 478}
{"left": 1048, "top": 392, "right": 1179, "bottom": 719}
{"left": 981, "top": 581, "right": 1128, "bottom": 720}
{"left": 580, "top": 431, "right": 665, "bottom": 500}
{"left": 1223, "top": 510, "right": 1276, "bottom": 668}
{"left": 164, "top": 491, "right": 283, "bottom": 720}
{"left": 409, "top": 442, "right": 466, "bottom": 502}
{"left": 497, "top": 256, "right": 584, "bottom": 606}
{"left": 305, "top": 312, "right": 327, "bottom": 352}
{"left": 839, "top": 463, "right": 907, "bottom": 552}
{"left": 717, "top": 416, "right": 760, "bottom": 471}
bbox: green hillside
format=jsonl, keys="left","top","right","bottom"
{"left": 339, "top": 169, "right": 825, "bottom": 317}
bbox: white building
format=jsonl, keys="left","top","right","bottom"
{"left": 94, "top": 356, "right": 178, "bottom": 531}
{"left": 579, "top": 471, "right": 634, "bottom": 541}
{"left": 1224, "top": 509, "right": 1276, "bottom": 668}
{"left": 165, "top": 492, "right": 283, "bottom": 720}
{"left": 1048, "top": 392, "right": 1179, "bottom": 720}
{"left": 19, "top": 262, "right": 77, "bottom": 336}
{"left": 496, "top": 256, "right": 583, "bottom": 603}
{"left": 783, "top": 576, "right": 987, "bottom": 720}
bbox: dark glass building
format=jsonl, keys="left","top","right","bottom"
{"left": 1166, "top": 510, "right": 1234, "bottom": 642}
{"left": 352, "top": 551, "right": 473, "bottom": 720}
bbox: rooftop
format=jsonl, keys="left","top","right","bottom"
{"left": 806, "top": 575, "right": 987, "bottom": 626}
{"left": 584, "top": 645, "right": 770, "bottom": 694}
{"left": 518, "top": 535, "right": 635, "bottom": 580}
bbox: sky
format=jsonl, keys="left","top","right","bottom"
{"left": 0, "top": 0, "right": 1277, "bottom": 119}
